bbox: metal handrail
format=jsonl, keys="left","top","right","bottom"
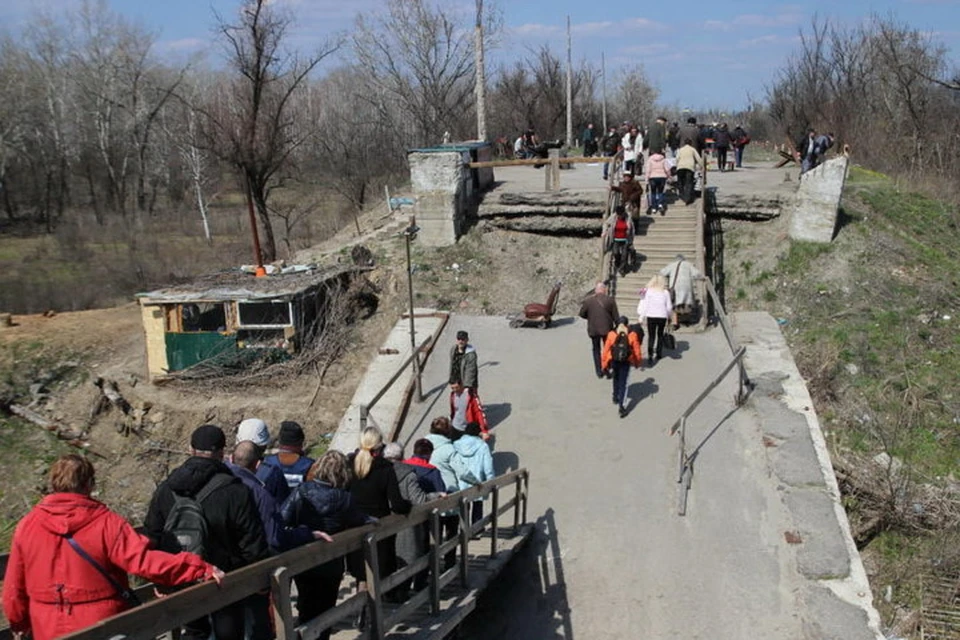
{"left": 671, "top": 273, "right": 752, "bottom": 516}
{"left": 59, "top": 468, "right": 531, "bottom": 640}
{"left": 359, "top": 336, "right": 432, "bottom": 431}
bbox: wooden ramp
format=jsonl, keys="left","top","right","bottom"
{"left": 329, "top": 527, "right": 533, "bottom": 640}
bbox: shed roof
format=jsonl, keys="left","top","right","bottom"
{"left": 136, "top": 263, "right": 364, "bottom": 304}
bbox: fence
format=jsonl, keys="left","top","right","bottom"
{"left": 37, "top": 469, "right": 532, "bottom": 640}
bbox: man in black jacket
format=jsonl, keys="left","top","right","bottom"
{"left": 145, "top": 425, "right": 269, "bottom": 640}
{"left": 601, "top": 126, "right": 621, "bottom": 180}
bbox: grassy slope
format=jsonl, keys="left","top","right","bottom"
{"left": 725, "top": 166, "right": 960, "bottom": 632}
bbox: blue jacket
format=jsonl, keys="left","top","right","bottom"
{"left": 404, "top": 457, "right": 446, "bottom": 495}
{"left": 255, "top": 462, "right": 290, "bottom": 504}
{"left": 453, "top": 435, "right": 494, "bottom": 492}
{"left": 262, "top": 452, "right": 314, "bottom": 491}
{"left": 226, "top": 462, "right": 313, "bottom": 553}
{"left": 425, "top": 434, "right": 477, "bottom": 494}
{"left": 280, "top": 480, "right": 373, "bottom": 535}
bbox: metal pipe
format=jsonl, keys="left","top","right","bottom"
{"left": 405, "top": 224, "right": 423, "bottom": 402}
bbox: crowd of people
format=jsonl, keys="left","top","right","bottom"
{"left": 2, "top": 331, "right": 497, "bottom": 640}
{"left": 579, "top": 255, "right": 703, "bottom": 417}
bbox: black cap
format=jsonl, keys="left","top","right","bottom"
{"left": 278, "top": 421, "right": 305, "bottom": 447}
{"left": 191, "top": 424, "right": 226, "bottom": 452}
{"left": 618, "top": 316, "right": 629, "bottom": 326}
{"left": 456, "top": 330, "right": 469, "bottom": 341}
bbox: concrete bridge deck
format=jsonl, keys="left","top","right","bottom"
{"left": 393, "top": 313, "right": 880, "bottom": 639}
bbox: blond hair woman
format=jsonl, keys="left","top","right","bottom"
{"left": 347, "top": 427, "right": 412, "bottom": 620}
{"left": 637, "top": 274, "right": 673, "bottom": 364}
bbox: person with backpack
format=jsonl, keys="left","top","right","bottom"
{"left": 3, "top": 455, "right": 224, "bottom": 640}
{"left": 600, "top": 316, "right": 643, "bottom": 418}
{"left": 144, "top": 425, "right": 269, "bottom": 640}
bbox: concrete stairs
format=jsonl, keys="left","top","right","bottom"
{"left": 608, "top": 200, "right": 700, "bottom": 320}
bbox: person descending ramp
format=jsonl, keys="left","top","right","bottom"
{"left": 162, "top": 475, "right": 234, "bottom": 557}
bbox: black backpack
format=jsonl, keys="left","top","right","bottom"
{"left": 612, "top": 332, "right": 631, "bottom": 363}
{"left": 162, "top": 473, "right": 234, "bottom": 558}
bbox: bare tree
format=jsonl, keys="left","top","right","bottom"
{"left": 205, "top": 0, "right": 341, "bottom": 262}
{"left": 610, "top": 64, "right": 659, "bottom": 128}
{"left": 352, "top": 0, "right": 500, "bottom": 146}
{"left": 304, "top": 67, "right": 405, "bottom": 219}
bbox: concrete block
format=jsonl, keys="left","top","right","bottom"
{"left": 789, "top": 156, "right": 848, "bottom": 243}
{"left": 801, "top": 585, "right": 877, "bottom": 640}
{"left": 784, "top": 487, "right": 851, "bottom": 579}
{"left": 409, "top": 151, "right": 465, "bottom": 194}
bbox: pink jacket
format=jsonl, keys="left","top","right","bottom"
{"left": 637, "top": 288, "right": 673, "bottom": 320}
{"left": 645, "top": 153, "right": 671, "bottom": 180}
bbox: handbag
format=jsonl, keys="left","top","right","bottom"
{"left": 64, "top": 535, "right": 142, "bottom": 608}
{"left": 663, "top": 332, "right": 677, "bottom": 351}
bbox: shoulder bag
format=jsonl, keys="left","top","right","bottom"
{"left": 64, "top": 535, "right": 142, "bottom": 608}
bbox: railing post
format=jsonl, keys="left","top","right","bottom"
{"left": 359, "top": 404, "right": 369, "bottom": 431}
{"left": 513, "top": 476, "right": 521, "bottom": 535}
{"left": 459, "top": 497, "right": 470, "bottom": 588}
{"left": 522, "top": 471, "right": 529, "bottom": 527}
{"left": 490, "top": 485, "right": 499, "bottom": 558}
{"left": 677, "top": 415, "right": 687, "bottom": 483}
{"left": 363, "top": 532, "right": 385, "bottom": 639}
{"left": 270, "top": 567, "right": 294, "bottom": 640}
{"left": 429, "top": 510, "right": 441, "bottom": 614}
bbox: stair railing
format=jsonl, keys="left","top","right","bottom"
{"left": 51, "top": 469, "right": 531, "bottom": 640}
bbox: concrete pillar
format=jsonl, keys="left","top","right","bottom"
{"left": 789, "top": 156, "right": 849, "bottom": 243}
{"left": 409, "top": 150, "right": 467, "bottom": 246}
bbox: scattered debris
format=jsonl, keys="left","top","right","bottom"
{"left": 784, "top": 531, "right": 803, "bottom": 544}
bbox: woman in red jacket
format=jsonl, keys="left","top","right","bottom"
{"left": 2, "top": 454, "right": 224, "bottom": 640}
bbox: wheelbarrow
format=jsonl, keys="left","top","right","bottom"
{"left": 508, "top": 281, "right": 562, "bottom": 329}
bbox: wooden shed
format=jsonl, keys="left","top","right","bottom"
{"left": 136, "top": 264, "right": 363, "bottom": 381}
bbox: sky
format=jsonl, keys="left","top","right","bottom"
{"left": 1, "top": 0, "right": 959, "bottom": 111}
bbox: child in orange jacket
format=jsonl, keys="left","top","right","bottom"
{"left": 601, "top": 316, "right": 643, "bottom": 418}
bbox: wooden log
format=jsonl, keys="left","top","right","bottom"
{"left": 6, "top": 404, "right": 104, "bottom": 457}
{"left": 94, "top": 377, "right": 132, "bottom": 415}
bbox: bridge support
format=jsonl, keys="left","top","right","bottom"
{"left": 408, "top": 142, "right": 493, "bottom": 246}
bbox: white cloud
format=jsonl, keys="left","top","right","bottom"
{"left": 619, "top": 43, "right": 670, "bottom": 56}
{"left": 511, "top": 22, "right": 561, "bottom": 37}
{"left": 703, "top": 11, "right": 804, "bottom": 32}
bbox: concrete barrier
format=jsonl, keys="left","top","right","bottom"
{"left": 789, "top": 155, "right": 849, "bottom": 243}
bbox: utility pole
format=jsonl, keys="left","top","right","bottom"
{"left": 601, "top": 51, "right": 608, "bottom": 132}
{"left": 474, "top": 0, "right": 488, "bottom": 141}
{"left": 566, "top": 15, "right": 573, "bottom": 148}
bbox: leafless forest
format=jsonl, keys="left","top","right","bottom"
{"left": 0, "top": 2, "right": 957, "bottom": 313}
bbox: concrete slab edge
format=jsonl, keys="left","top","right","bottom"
{"left": 330, "top": 309, "right": 448, "bottom": 454}
{"left": 731, "top": 311, "right": 883, "bottom": 639}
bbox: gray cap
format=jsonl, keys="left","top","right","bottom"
{"left": 383, "top": 442, "right": 404, "bottom": 460}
